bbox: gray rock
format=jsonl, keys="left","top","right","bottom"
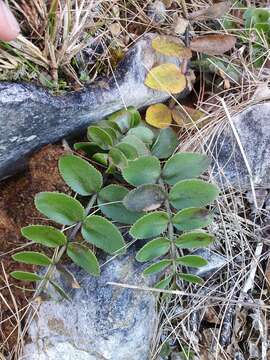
{"left": 209, "top": 103, "right": 270, "bottom": 189}
{"left": 190, "top": 249, "right": 227, "bottom": 277}
{"left": 0, "top": 33, "right": 185, "bottom": 180}
{"left": 23, "top": 250, "right": 157, "bottom": 360}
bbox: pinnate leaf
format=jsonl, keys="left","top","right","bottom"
{"left": 172, "top": 208, "right": 213, "bottom": 231}
{"left": 145, "top": 103, "right": 172, "bottom": 129}
{"left": 108, "top": 147, "right": 128, "bottom": 169}
{"left": 21, "top": 225, "right": 67, "bottom": 247}
{"left": 155, "top": 274, "right": 173, "bottom": 289}
{"left": 169, "top": 179, "right": 219, "bottom": 210}
{"left": 127, "top": 127, "right": 154, "bottom": 144}
{"left": 143, "top": 259, "right": 172, "bottom": 276}
{"left": 67, "top": 243, "right": 100, "bottom": 276}
{"left": 49, "top": 280, "right": 71, "bottom": 300}
{"left": 136, "top": 237, "right": 170, "bottom": 262}
{"left": 177, "top": 273, "right": 203, "bottom": 284}
{"left": 114, "top": 143, "right": 138, "bottom": 160}
{"left": 175, "top": 231, "right": 214, "bottom": 249}
{"left": 162, "top": 152, "right": 210, "bottom": 185}
{"left": 12, "top": 251, "right": 52, "bottom": 266}
{"left": 107, "top": 106, "right": 141, "bottom": 132}
{"left": 151, "top": 128, "right": 178, "bottom": 159}
{"left": 98, "top": 184, "right": 143, "bottom": 224}
{"left": 73, "top": 142, "right": 102, "bottom": 157}
{"left": 176, "top": 255, "right": 208, "bottom": 268}
{"left": 130, "top": 211, "right": 169, "bottom": 239}
{"left": 87, "top": 126, "right": 114, "bottom": 150}
{"left": 10, "top": 271, "right": 42, "bottom": 282}
{"left": 59, "top": 154, "right": 102, "bottom": 195}
{"left": 122, "top": 156, "right": 161, "bottom": 186}
{"left": 145, "top": 64, "right": 186, "bottom": 94}
{"left": 92, "top": 153, "right": 108, "bottom": 166}
{"left": 120, "top": 134, "right": 150, "bottom": 156}
{"left": 82, "top": 215, "right": 125, "bottom": 254}
{"left": 35, "top": 192, "right": 85, "bottom": 225}
{"left": 123, "top": 184, "right": 166, "bottom": 212}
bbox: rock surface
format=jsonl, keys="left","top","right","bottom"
{"left": 23, "top": 250, "right": 157, "bottom": 360}
{"left": 210, "top": 102, "right": 270, "bottom": 189}
{"left": 0, "top": 33, "right": 184, "bottom": 180}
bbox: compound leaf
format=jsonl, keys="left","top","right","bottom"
{"left": 176, "top": 255, "right": 208, "bottom": 268}
{"left": 136, "top": 237, "right": 170, "bottom": 262}
{"left": 154, "top": 274, "right": 173, "bottom": 289}
{"left": 172, "top": 207, "right": 213, "bottom": 231}
{"left": 10, "top": 271, "right": 42, "bottom": 282}
{"left": 177, "top": 273, "right": 203, "bottom": 284}
{"left": 59, "top": 154, "right": 102, "bottom": 195}
{"left": 130, "top": 211, "right": 169, "bottom": 239}
{"left": 143, "top": 259, "right": 172, "bottom": 276}
{"left": 67, "top": 243, "right": 100, "bottom": 276}
{"left": 12, "top": 251, "right": 52, "bottom": 266}
{"left": 162, "top": 152, "right": 210, "bottom": 185}
{"left": 151, "top": 128, "right": 178, "bottom": 159}
{"left": 122, "top": 156, "right": 161, "bottom": 186}
{"left": 82, "top": 215, "right": 125, "bottom": 254}
{"left": 35, "top": 192, "right": 85, "bottom": 225}
{"left": 21, "top": 225, "right": 67, "bottom": 248}
{"left": 169, "top": 179, "right": 219, "bottom": 210}
{"left": 87, "top": 126, "right": 114, "bottom": 150}
{"left": 123, "top": 184, "right": 166, "bottom": 212}
{"left": 98, "top": 184, "right": 144, "bottom": 224}
{"left": 175, "top": 231, "right": 214, "bottom": 249}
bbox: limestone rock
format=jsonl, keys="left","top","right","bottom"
{"left": 0, "top": 33, "right": 185, "bottom": 180}
{"left": 210, "top": 103, "right": 270, "bottom": 189}
{"left": 23, "top": 250, "right": 157, "bottom": 360}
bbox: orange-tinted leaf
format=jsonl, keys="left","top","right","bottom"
{"left": 145, "top": 63, "right": 186, "bottom": 94}
{"left": 190, "top": 34, "right": 236, "bottom": 56}
{"left": 145, "top": 103, "right": 172, "bottom": 128}
{"left": 152, "top": 35, "right": 192, "bottom": 59}
{"left": 171, "top": 106, "right": 210, "bottom": 129}
{"left": 188, "top": 1, "right": 231, "bottom": 21}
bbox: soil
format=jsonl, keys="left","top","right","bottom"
{"left": 0, "top": 144, "right": 68, "bottom": 355}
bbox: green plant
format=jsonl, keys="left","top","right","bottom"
{"left": 10, "top": 107, "right": 219, "bottom": 297}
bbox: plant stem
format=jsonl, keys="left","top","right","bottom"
{"left": 159, "top": 179, "right": 177, "bottom": 282}
{"left": 33, "top": 193, "right": 97, "bottom": 298}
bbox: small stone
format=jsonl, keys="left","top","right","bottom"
{"left": 189, "top": 249, "right": 227, "bottom": 277}
{"left": 109, "top": 22, "right": 121, "bottom": 36}
{"left": 148, "top": 0, "right": 167, "bottom": 23}
{"left": 173, "top": 16, "right": 189, "bottom": 35}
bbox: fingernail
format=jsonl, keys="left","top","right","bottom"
{"left": 0, "top": 0, "right": 20, "bottom": 41}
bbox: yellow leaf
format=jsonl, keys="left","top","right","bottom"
{"left": 152, "top": 35, "right": 192, "bottom": 59}
{"left": 145, "top": 64, "right": 186, "bottom": 94}
{"left": 171, "top": 106, "right": 210, "bottom": 129}
{"left": 145, "top": 104, "right": 172, "bottom": 129}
